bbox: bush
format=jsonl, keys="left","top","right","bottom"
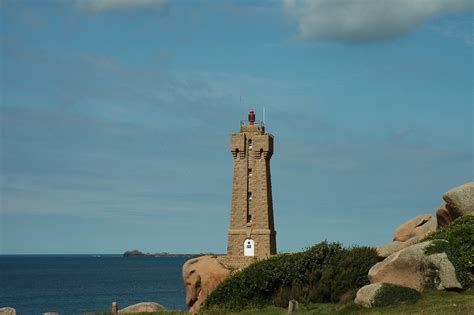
{"left": 372, "top": 283, "right": 421, "bottom": 307}
{"left": 424, "top": 239, "right": 471, "bottom": 288}
{"left": 423, "top": 215, "right": 474, "bottom": 270}
{"left": 203, "top": 241, "right": 378, "bottom": 311}
{"left": 306, "top": 246, "right": 380, "bottom": 303}
{"left": 204, "top": 252, "right": 304, "bottom": 311}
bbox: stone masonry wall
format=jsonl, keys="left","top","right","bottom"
{"left": 227, "top": 123, "right": 277, "bottom": 260}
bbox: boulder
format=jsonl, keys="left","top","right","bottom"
{"left": 376, "top": 235, "right": 425, "bottom": 259}
{"left": 118, "top": 302, "right": 165, "bottom": 313}
{"left": 443, "top": 182, "right": 474, "bottom": 217}
{"left": 392, "top": 214, "right": 437, "bottom": 242}
{"left": 354, "top": 283, "right": 421, "bottom": 308}
{"left": 183, "top": 255, "right": 231, "bottom": 314}
{"left": 354, "top": 283, "right": 384, "bottom": 308}
{"left": 0, "top": 308, "right": 16, "bottom": 315}
{"left": 435, "top": 183, "right": 474, "bottom": 229}
{"left": 436, "top": 202, "right": 453, "bottom": 229}
{"left": 369, "top": 240, "right": 466, "bottom": 292}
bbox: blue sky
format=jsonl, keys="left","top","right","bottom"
{"left": 1, "top": 0, "right": 472, "bottom": 254}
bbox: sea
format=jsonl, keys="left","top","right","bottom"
{"left": 0, "top": 255, "right": 192, "bottom": 314}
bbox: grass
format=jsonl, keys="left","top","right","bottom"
{"left": 91, "top": 288, "right": 474, "bottom": 314}
{"left": 305, "top": 289, "right": 474, "bottom": 315}
{"left": 233, "top": 289, "right": 474, "bottom": 314}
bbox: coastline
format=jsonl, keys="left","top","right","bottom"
{"left": 122, "top": 250, "right": 221, "bottom": 258}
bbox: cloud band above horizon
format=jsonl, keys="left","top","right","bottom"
{"left": 283, "top": 0, "right": 474, "bottom": 43}
{"left": 76, "top": 0, "right": 168, "bottom": 12}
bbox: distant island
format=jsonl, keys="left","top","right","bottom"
{"left": 123, "top": 249, "right": 218, "bottom": 258}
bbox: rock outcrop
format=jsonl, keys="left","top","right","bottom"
{"left": 0, "top": 308, "right": 16, "bottom": 315}
{"left": 118, "top": 302, "right": 165, "bottom": 313}
{"left": 354, "top": 283, "right": 421, "bottom": 308}
{"left": 358, "top": 183, "right": 473, "bottom": 308}
{"left": 369, "top": 240, "right": 465, "bottom": 292}
{"left": 392, "top": 214, "right": 437, "bottom": 242}
{"left": 377, "top": 182, "right": 474, "bottom": 258}
{"left": 443, "top": 182, "right": 474, "bottom": 216}
{"left": 376, "top": 213, "right": 437, "bottom": 259}
{"left": 376, "top": 235, "right": 425, "bottom": 259}
{"left": 436, "top": 202, "right": 452, "bottom": 229}
{"left": 436, "top": 182, "right": 474, "bottom": 228}
{"left": 354, "top": 283, "right": 384, "bottom": 308}
{"left": 183, "top": 255, "right": 231, "bottom": 314}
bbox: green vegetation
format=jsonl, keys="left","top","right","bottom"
{"left": 424, "top": 239, "right": 471, "bottom": 288}
{"left": 233, "top": 288, "right": 474, "bottom": 314}
{"left": 202, "top": 216, "right": 474, "bottom": 313}
{"left": 423, "top": 214, "right": 474, "bottom": 270}
{"left": 252, "top": 289, "right": 474, "bottom": 314}
{"left": 91, "top": 288, "right": 474, "bottom": 314}
{"left": 371, "top": 283, "right": 421, "bottom": 307}
{"left": 204, "top": 242, "right": 378, "bottom": 312}
{"left": 88, "top": 312, "right": 186, "bottom": 315}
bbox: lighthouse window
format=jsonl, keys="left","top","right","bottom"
{"left": 248, "top": 168, "right": 252, "bottom": 177}
{"left": 248, "top": 139, "right": 252, "bottom": 150}
{"left": 248, "top": 192, "right": 252, "bottom": 201}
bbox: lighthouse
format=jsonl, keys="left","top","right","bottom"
{"left": 227, "top": 109, "right": 277, "bottom": 259}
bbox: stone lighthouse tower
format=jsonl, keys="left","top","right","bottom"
{"left": 227, "top": 109, "right": 276, "bottom": 259}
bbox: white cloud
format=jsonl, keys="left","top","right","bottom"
{"left": 76, "top": 0, "right": 168, "bottom": 12}
{"left": 283, "top": 0, "right": 474, "bottom": 43}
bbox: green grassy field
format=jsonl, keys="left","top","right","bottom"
{"left": 94, "top": 288, "right": 473, "bottom": 314}
{"left": 228, "top": 288, "right": 474, "bottom": 314}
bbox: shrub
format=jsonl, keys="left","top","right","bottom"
{"left": 372, "top": 283, "right": 421, "bottom": 307}
{"left": 203, "top": 241, "right": 378, "bottom": 311}
{"left": 204, "top": 252, "right": 303, "bottom": 311}
{"left": 423, "top": 215, "right": 474, "bottom": 270}
{"left": 306, "top": 246, "right": 379, "bottom": 303}
{"left": 424, "top": 239, "right": 471, "bottom": 288}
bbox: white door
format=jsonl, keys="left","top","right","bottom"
{"left": 244, "top": 239, "right": 255, "bottom": 256}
